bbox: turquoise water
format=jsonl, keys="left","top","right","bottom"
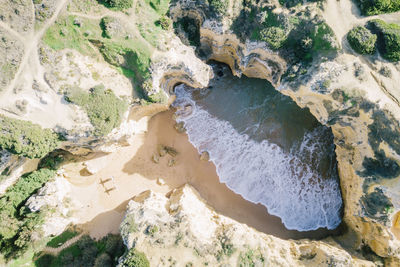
{"left": 173, "top": 64, "right": 342, "bottom": 231}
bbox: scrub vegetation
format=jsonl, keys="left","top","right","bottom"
{"left": 64, "top": 85, "right": 128, "bottom": 136}
{"left": 101, "top": 0, "right": 133, "bottom": 10}
{"left": 368, "top": 19, "right": 400, "bottom": 61}
{"left": 347, "top": 26, "right": 377, "bottom": 54}
{"left": 44, "top": 0, "right": 172, "bottom": 100}
{"left": 34, "top": 233, "right": 125, "bottom": 267}
{"left": 0, "top": 115, "right": 60, "bottom": 159}
{"left": 0, "top": 168, "right": 56, "bottom": 259}
{"left": 119, "top": 248, "right": 150, "bottom": 267}
{"left": 232, "top": 4, "right": 338, "bottom": 64}
{"left": 354, "top": 0, "right": 400, "bottom": 15}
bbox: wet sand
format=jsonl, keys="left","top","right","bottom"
{"left": 67, "top": 108, "right": 343, "bottom": 240}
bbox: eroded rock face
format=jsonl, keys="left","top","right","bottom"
{"left": 167, "top": 0, "right": 400, "bottom": 263}
{"left": 25, "top": 172, "right": 79, "bottom": 237}
{"left": 119, "top": 185, "right": 372, "bottom": 266}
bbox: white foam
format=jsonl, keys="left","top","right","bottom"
{"left": 173, "top": 85, "right": 342, "bottom": 231}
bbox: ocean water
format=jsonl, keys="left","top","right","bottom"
{"left": 172, "top": 64, "right": 342, "bottom": 231}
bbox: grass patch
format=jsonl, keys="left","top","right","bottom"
{"left": 43, "top": 15, "right": 102, "bottom": 56}
{"left": 134, "top": 0, "right": 171, "bottom": 47}
{"left": 46, "top": 230, "right": 79, "bottom": 248}
{"left": 65, "top": 85, "right": 128, "bottom": 136}
{"left": 0, "top": 115, "right": 60, "bottom": 159}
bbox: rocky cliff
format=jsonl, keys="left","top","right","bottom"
{"left": 1, "top": 0, "right": 400, "bottom": 265}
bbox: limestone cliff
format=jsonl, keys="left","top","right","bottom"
{"left": 119, "top": 185, "right": 373, "bottom": 266}
{"left": 166, "top": 0, "right": 400, "bottom": 264}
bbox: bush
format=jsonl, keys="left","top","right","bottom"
{"left": 159, "top": 15, "right": 172, "bottom": 30}
{"left": 369, "top": 19, "right": 400, "bottom": 61}
{"left": 120, "top": 249, "right": 150, "bottom": 267}
{"left": 209, "top": 0, "right": 228, "bottom": 17}
{"left": 259, "top": 27, "right": 287, "bottom": 50}
{"left": 65, "top": 85, "right": 128, "bottom": 136}
{"left": 0, "top": 116, "right": 60, "bottom": 158}
{"left": 347, "top": 26, "right": 377, "bottom": 54}
{"left": 355, "top": 0, "right": 400, "bottom": 15}
{"left": 103, "top": 0, "right": 133, "bottom": 10}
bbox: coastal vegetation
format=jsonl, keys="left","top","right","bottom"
{"left": 354, "top": 0, "right": 400, "bottom": 15}
{"left": 101, "top": 0, "right": 133, "bottom": 10}
{"left": 0, "top": 168, "right": 56, "bottom": 259}
{"left": 232, "top": 5, "right": 338, "bottom": 63}
{"left": 64, "top": 85, "right": 128, "bottom": 136}
{"left": 0, "top": 115, "right": 60, "bottom": 159}
{"left": 347, "top": 26, "right": 377, "bottom": 54}
{"left": 119, "top": 248, "right": 150, "bottom": 267}
{"left": 34, "top": 233, "right": 125, "bottom": 267}
{"left": 368, "top": 19, "right": 400, "bottom": 61}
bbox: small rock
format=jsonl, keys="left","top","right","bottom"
{"left": 157, "top": 144, "right": 167, "bottom": 157}
{"left": 73, "top": 18, "right": 82, "bottom": 27}
{"left": 174, "top": 121, "right": 186, "bottom": 133}
{"left": 157, "top": 178, "right": 166, "bottom": 185}
{"left": 200, "top": 151, "right": 209, "bottom": 161}
{"left": 168, "top": 158, "right": 176, "bottom": 167}
{"left": 152, "top": 154, "right": 160, "bottom": 163}
{"left": 165, "top": 146, "right": 178, "bottom": 157}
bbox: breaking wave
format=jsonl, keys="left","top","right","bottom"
{"left": 173, "top": 83, "right": 342, "bottom": 231}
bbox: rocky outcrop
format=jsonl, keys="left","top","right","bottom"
{"left": 168, "top": 0, "right": 400, "bottom": 263}
{"left": 119, "top": 185, "right": 373, "bottom": 266}
{"left": 25, "top": 171, "right": 79, "bottom": 237}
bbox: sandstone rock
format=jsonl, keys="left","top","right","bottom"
{"left": 119, "top": 185, "right": 371, "bottom": 266}
{"left": 174, "top": 121, "right": 186, "bottom": 133}
{"left": 200, "top": 151, "right": 209, "bottom": 161}
{"left": 167, "top": 158, "right": 176, "bottom": 167}
{"left": 152, "top": 154, "right": 160, "bottom": 163}
{"left": 157, "top": 178, "right": 166, "bottom": 185}
{"left": 157, "top": 144, "right": 167, "bottom": 157}
{"left": 165, "top": 146, "right": 178, "bottom": 157}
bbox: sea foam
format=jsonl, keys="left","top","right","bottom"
{"left": 173, "top": 84, "right": 342, "bottom": 231}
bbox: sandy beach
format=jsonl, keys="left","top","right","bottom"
{"left": 63, "top": 108, "right": 342, "bottom": 240}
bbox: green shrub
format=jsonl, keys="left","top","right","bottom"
{"left": 369, "top": 19, "right": 400, "bottom": 61}
{"left": 159, "top": 15, "right": 172, "bottom": 30}
{"left": 259, "top": 27, "right": 287, "bottom": 50}
{"left": 65, "top": 85, "right": 128, "bottom": 136}
{"left": 355, "top": 0, "right": 400, "bottom": 15}
{"left": 209, "top": 0, "right": 228, "bottom": 17}
{"left": 103, "top": 0, "right": 133, "bottom": 10}
{"left": 0, "top": 116, "right": 60, "bottom": 159}
{"left": 347, "top": 25, "right": 377, "bottom": 54}
{"left": 120, "top": 249, "right": 150, "bottom": 267}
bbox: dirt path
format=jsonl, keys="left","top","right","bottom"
{"left": 323, "top": 0, "right": 400, "bottom": 42}
{"left": 0, "top": 21, "right": 25, "bottom": 43}
{"left": 0, "top": 0, "right": 68, "bottom": 99}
